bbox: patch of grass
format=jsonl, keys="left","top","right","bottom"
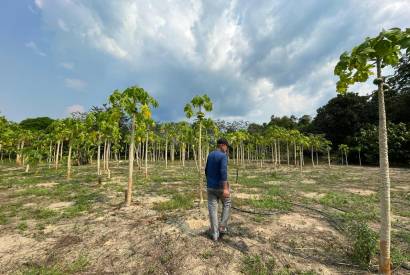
{"left": 153, "top": 194, "right": 194, "bottom": 211}
{"left": 320, "top": 192, "right": 377, "bottom": 208}
{"left": 391, "top": 247, "right": 410, "bottom": 268}
{"left": 19, "top": 254, "right": 89, "bottom": 275}
{"left": 66, "top": 254, "right": 89, "bottom": 273}
{"left": 15, "top": 187, "right": 52, "bottom": 197}
{"left": 394, "top": 230, "right": 410, "bottom": 244}
{"left": 32, "top": 208, "right": 59, "bottom": 220}
{"left": 21, "top": 265, "right": 63, "bottom": 275}
{"left": 36, "top": 223, "right": 46, "bottom": 230}
{"left": 266, "top": 186, "right": 286, "bottom": 197}
{"left": 319, "top": 192, "right": 378, "bottom": 222}
{"left": 199, "top": 249, "right": 214, "bottom": 259}
{"left": 17, "top": 221, "right": 28, "bottom": 231}
{"left": 239, "top": 176, "right": 270, "bottom": 188}
{"left": 0, "top": 213, "right": 8, "bottom": 225}
{"left": 248, "top": 197, "right": 291, "bottom": 211}
{"left": 274, "top": 270, "right": 318, "bottom": 275}
{"left": 0, "top": 202, "right": 24, "bottom": 218}
{"left": 241, "top": 254, "right": 275, "bottom": 275}
{"left": 396, "top": 209, "right": 410, "bottom": 218}
{"left": 62, "top": 192, "right": 105, "bottom": 218}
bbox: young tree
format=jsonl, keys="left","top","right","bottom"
{"left": 160, "top": 123, "right": 172, "bottom": 169}
{"left": 338, "top": 144, "right": 349, "bottom": 166}
{"left": 184, "top": 94, "right": 213, "bottom": 205}
{"left": 334, "top": 28, "right": 410, "bottom": 274}
{"left": 178, "top": 122, "right": 192, "bottom": 167}
{"left": 109, "top": 86, "right": 158, "bottom": 207}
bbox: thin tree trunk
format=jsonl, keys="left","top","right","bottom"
{"left": 97, "top": 139, "right": 101, "bottom": 176}
{"left": 345, "top": 151, "right": 348, "bottom": 166}
{"left": 165, "top": 138, "right": 168, "bottom": 169}
{"left": 126, "top": 114, "right": 136, "bottom": 207}
{"left": 137, "top": 143, "right": 141, "bottom": 170}
{"left": 145, "top": 130, "right": 149, "bottom": 178}
{"left": 182, "top": 143, "right": 186, "bottom": 167}
{"left": 358, "top": 150, "right": 362, "bottom": 166}
{"left": 377, "top": 59, "right": 391, "bottom": 274}
{"left": 171, "top": 141, "right": 175, "bottom": 162}
{"left": 60, "top": 140, "right": 63, "bottom": 163}
{"left": 327, "top": 149, "right": 331, "bottom": 168}
{"left": 55, "top": 140, "right": 60, "bottom": 169}
{"left": 103, "top": 139, "right": 107, "bottom": 172}
{"left": 16, "top": 143, "right": 21, "bottom": 165}
{"left": 198, "top": 120, "right": 203, "bottom": 204}
{"left": 48, "top": 142, "right": 53, "bottom": 168}
{"left": 187, "top": 143, "right": 190, "bottom": 160}
{"left": 21, "top": 141, "right": 25, "bottom": 166}
{"left": 67, "top": 143, "right": 72, "bottom": 179}
{"left": 192, "top": 145, "right": 199, "bottom": 172}
{"left": 274, "top": 141, "right": 277, "bottom": 167}
{"left": 311, "top": 146, "right": 315, "bottom": 167}
{"left": 271, "top": 144, "right": 275, "bottom": 167}
{"left": 286, "top": 142, "right": 290, "bottom": 166}
{"left": 107, "top": 141, "right": 111, "bottom": 179}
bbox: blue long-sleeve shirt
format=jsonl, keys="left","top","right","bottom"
{"left": 205, "top": 150, "right": 228, "bottom": 189}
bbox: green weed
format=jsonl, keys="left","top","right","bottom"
{"left": 241, "top": 254, "right": 275, "bottom": 275}
{"left": 153, "top": 194, "right": 194, "bottom": 211}
{"left": 347, "top": 221, "right": 378, "bottom": 268}
{"left": 17, "top": 221, "right": 28, "bottom": 231}
{"left": 248, "top": 197, "right": 291, "bottom": 211}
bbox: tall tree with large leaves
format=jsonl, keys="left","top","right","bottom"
{"left": 334, "top": 28, "right": 410, "bottom": 274}
{"left": 109, "top": 86, "right": 158, "bottom": 207}
{"left": 184, "top": 94, "right": 213, "bottom": 205}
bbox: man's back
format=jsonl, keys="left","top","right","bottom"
{"left": 205, "top": 150, "right": 228, "bottom": 189}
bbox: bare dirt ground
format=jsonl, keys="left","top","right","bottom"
{"left": 0, "top": 161, "right": 409, "bottom": 274}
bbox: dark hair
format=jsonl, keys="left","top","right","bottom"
{"left": 217, "top": 138, "right": 229, "bottom": 146}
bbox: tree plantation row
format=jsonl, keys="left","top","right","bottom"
{"left": 0, "top": 91, "right": 336, "bottom": 198}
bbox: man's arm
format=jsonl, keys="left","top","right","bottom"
{"left": 220, "top": 154, "right": 229, "bottom": 197}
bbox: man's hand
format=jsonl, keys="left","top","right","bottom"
{"left": 222, "top": 181, "right": 230, "bottom": 198}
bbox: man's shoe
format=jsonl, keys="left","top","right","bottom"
{"left": 207, "top": 228, "right": 219, "bottom": 242}
{"left": 219, "top": 226, "right": 228, "bottom": 235}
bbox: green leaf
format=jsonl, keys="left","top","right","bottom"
{"left": 374, "top": 39, "right": 391, "bottom": 57}
{"left": 399, "top": 37, "right": 410, "bottom": 49}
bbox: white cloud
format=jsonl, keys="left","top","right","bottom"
{"left": 25, "top": 41, "right": 46, "bottom": 56}
{"left": 66, "top": 104, "right": 85, "bottom": 114}
{"left": 60, "top": 62, "right": 74, "bottom": 70}
{"left": 58, "top": 19, "right": 69, "bottom": 31}
{"left": 33, "top": 0, "right": 410, "bottom": 122}
{"left": 204, "top": 2, "right": 249, "bottom": 71}
{"left": 34, "top": 0, "right": 44, "bottom": 9}
{"left": 64, "top": 78, "right": 87, "bottom": 90}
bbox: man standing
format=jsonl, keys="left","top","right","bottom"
{"left": 205, "top": 138, "right": 231, "bottom": 241}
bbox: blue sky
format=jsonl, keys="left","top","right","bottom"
{"left": 1, "top": 0, "right": 409, "bottom": 123}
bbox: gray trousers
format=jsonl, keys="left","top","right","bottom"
{"left": 207, "top": 188, "right": 231, "bottom": 238}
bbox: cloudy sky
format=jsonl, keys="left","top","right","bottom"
{"left": 1, "top": 0, "right": 409, "bottom": 123}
